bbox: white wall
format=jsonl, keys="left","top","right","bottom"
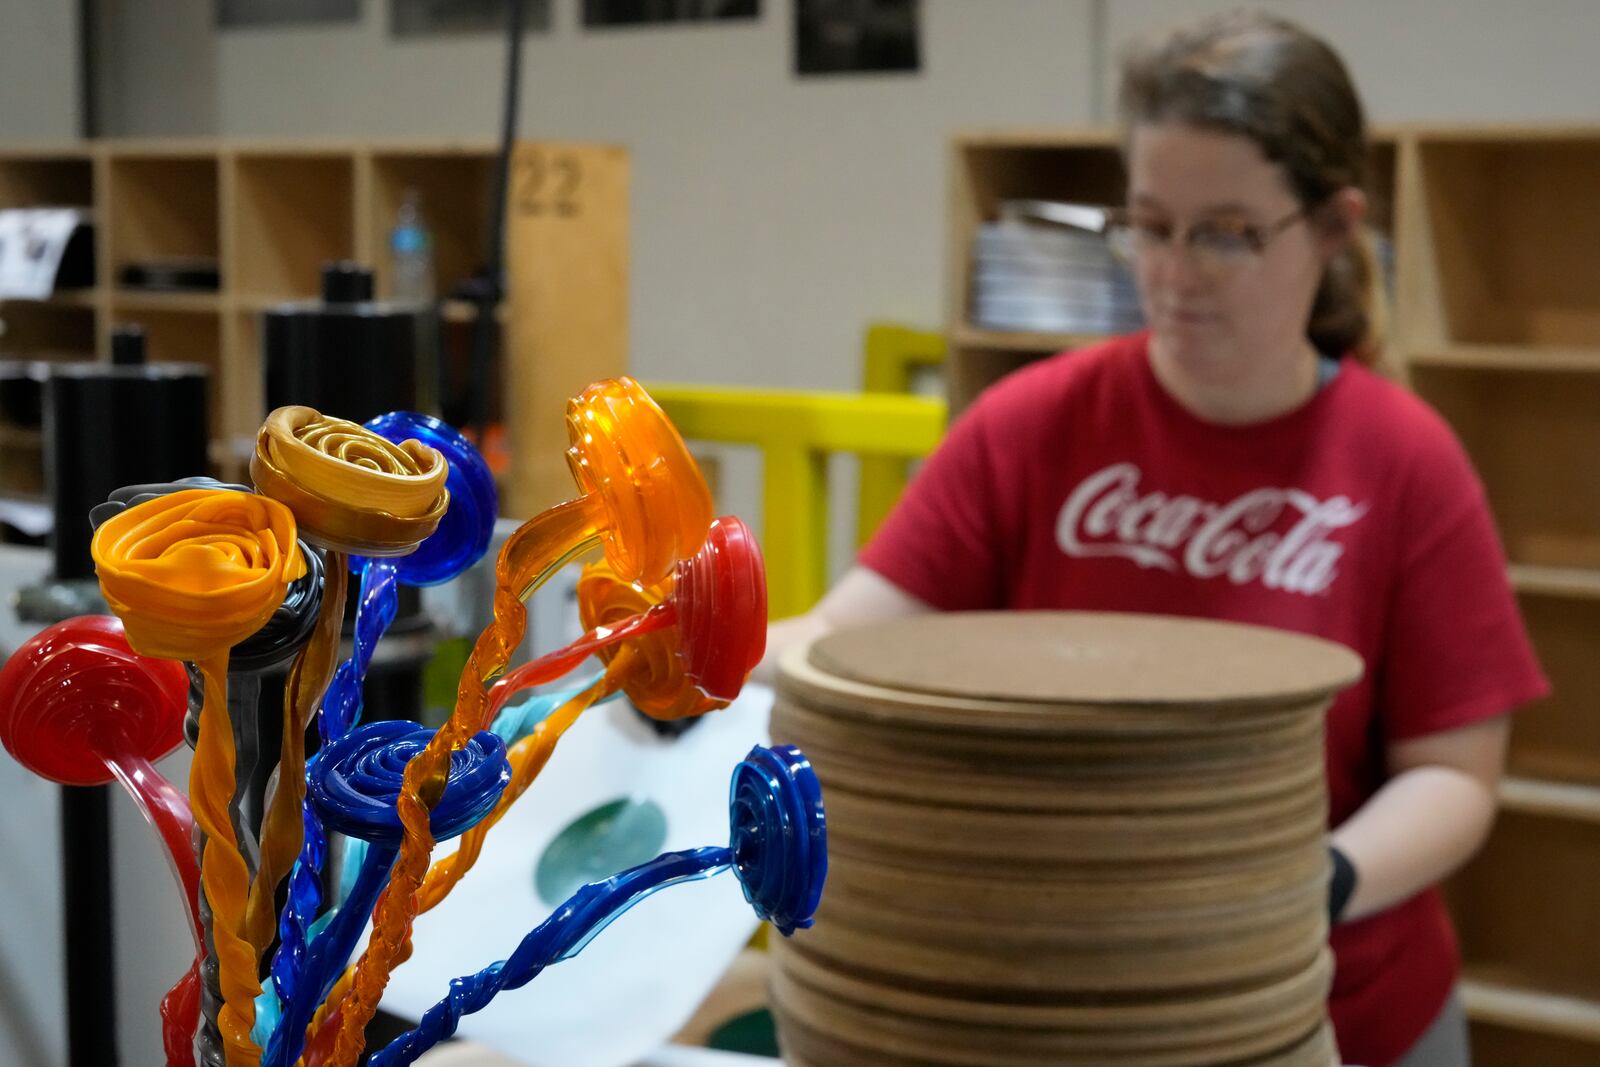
{"left": 90, "top": 0, "right": 1600, "bottom": 390}
{"left": 212, "top": 0, "right": 1096, "bottom": 389}
{"left": 0, "top": 0, "right": 79, "bottom": 141}
{"left": 91, "top": 0, "right": 218, "bottom": 137}
{"left": 1104, "top": 0, "right": 1600, "bottom": 124}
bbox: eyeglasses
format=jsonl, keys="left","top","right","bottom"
{"left": 1105, "top": 207, "right": 1307, "bottom": 275}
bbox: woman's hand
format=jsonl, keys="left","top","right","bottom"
{"left": 1330, "top": 714, "right": 1512, "bottom": 922}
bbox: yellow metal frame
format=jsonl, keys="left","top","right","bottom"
{"left": 857, "top": 324, "right": 948, "bottom": 545}
{"left": 649, "top": 381, "right": 946, "bottom": 620}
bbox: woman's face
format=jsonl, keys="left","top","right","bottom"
{"left": 1123, "top": 122, "right": 1333, "bottom": 385}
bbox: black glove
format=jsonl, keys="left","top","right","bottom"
{"left": 1329, "top": 844, "right": 1358, "bottom": 924}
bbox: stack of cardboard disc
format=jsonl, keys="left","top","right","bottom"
{"left": 770, "top": 611, "right": 1363, "bottom": 1067}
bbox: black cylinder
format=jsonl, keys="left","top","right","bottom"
{"left": 109, "top": 324, "right": 146, "bottom": 367}
{"left": 262, "top": 261, "right": 439, "bottom": 425}
{"left": 44, "top": 363, "right": 210, "bottom": 580}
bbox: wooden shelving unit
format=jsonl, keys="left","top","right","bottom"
{"left": 945, "top": 124, "right": 1600, "bottom": 1066}
{"left": 0, "top": 139, "right": 629, "bottom": 517}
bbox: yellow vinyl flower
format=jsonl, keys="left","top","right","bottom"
{"left": 91, "top": 488, "right": 306, "bottom": 661}
{"left": 251, "top": 405, "right": 448, "bottom": 556}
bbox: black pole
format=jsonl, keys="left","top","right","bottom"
{"left": 79, "top": 0, "right": 99, "bottom": 138}
{"left": 467, "top": 0, "right": 526, "bottom": 447}
{"left": 61, "top": 785, "right": 119, "bottom": 1066}
{"left": 68, "top": 13, "right": 116, "bottom": 1056}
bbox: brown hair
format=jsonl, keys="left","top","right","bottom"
{"left": 1118, "top": 10, "right": 1385, "bottom": 365}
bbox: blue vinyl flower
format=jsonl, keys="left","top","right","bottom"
{"left": 264, "top": 720, "right": 509, "bottom": 1067}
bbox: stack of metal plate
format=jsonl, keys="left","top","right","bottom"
{"left": 971, "top": 201, "right": 1143, "bottom": 335}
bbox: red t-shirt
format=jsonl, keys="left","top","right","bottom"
{"left": 859, "top": 332, "right": 1549, "bottom": 1067}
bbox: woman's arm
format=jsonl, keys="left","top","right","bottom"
{"left": 753, "top": 566, "right": 936, "bottom": 685}
{"left": 1329, "top": 714, "right": 1511, "bottom": 922}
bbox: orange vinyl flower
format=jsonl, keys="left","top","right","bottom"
{"left": 92, "top": 487, "right": 305, "bottom": 1067}
{"left": 563, "top": 377, "right": 713, "bottom": 589}
{"left": 92, "top": 488, "right": 306, "bottom": 661}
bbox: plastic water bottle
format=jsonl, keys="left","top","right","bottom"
{"left": 390, "top": 188, "right": 434, "bottom": 303}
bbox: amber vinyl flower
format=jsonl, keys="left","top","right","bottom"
{"left": 91, "top": 488, "right": 306, "bottom": 662}
{"left": 251, "top": 405, "right": 448, "bottom": 557}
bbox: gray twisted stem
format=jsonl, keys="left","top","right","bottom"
{"left": 193, "top": 838, "right": 226, "bottom": 1067}
{"left": 184, "top": 667, "right": 278, "bottom": 1065}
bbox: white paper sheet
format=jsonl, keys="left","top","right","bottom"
{"left": 383, "top": 682, "right": 776, "bottom": 1067}
{"left": 0, "top": 208, "right": 83, "bottom": 299}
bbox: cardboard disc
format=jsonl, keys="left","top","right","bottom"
{"left": 804, "top": 611, "right": 1362, "bottom": 710}
{"left": 772, "top": 953, "right": 1334, "bottom": 1066}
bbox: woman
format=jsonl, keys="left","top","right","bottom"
{"left": 762, "top": 12, "right": 1546, "bottom": 1067}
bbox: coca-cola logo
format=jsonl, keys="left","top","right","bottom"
{"left": 1055, "top": 463, "right": 1367, "bottom": 595}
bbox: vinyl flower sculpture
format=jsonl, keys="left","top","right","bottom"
{"left": 0, "top": 379, "right": 824, "bottom": 1067}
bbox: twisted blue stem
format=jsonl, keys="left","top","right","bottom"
{"left": 264, "top": 840, "right": 402, "bottom": 1067}
{"left": 269, "top": 557, "right": 399, "bottom": 1020}
{"left": 325, "top": 558, "right": 402, "bottom": 748}
{"left": 370, "top": 743, "right": 831, "bottom": 1067}
{"left": 263, "top": 720, "right": 510, "bottom": 1067}
{"left": 369, "top": 847, "right": 731, "bottom": 1067}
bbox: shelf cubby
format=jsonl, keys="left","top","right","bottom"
{"left": 1505, "top": 591, "right": 1600, "bottom": 787}
{"left": 0, "top": 302, "right": 97, "bottom": 361}
{"left": 1409, "top": 364, "right": 1600, "bottom": 568}
{"left": 1447, "top": 809, "right": 1600, "bottom": 1011}
{"left": 106, "top": 153, "right": 220, "bottom": 294}
{"left": 229, "top": 152, "right": 355, "bottom": 300}
{"left": 368, "top": 149, "right": 494, "bottom": 300}
{"left": 0, "top": 149, "right": 94, "bottom": 208}
{"left": 1407, "top": 135, "right": 1600, "bottom": 349}
{"left": 945, "top": 134, "right": 1124, "bottom": 413}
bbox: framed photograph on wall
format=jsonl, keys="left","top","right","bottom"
{"left": 583, "top": 0, "right": 759, "bottom": 28}
{"left": 391, "top": 0, "right": 553, "bottom": 37}
{"left": 217, "top": 0, "right": 360, "bottom": 28}
{"left": 796, "top": 0, "right": 920, "bottom": 76}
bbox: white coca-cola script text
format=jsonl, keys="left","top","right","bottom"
{"left": 1055, "top": 462, "right": 1366, "bottom": 595}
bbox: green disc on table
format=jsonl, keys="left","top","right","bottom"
{"left": 535, "top": 796, "right": 669, "bottom": 906}
{"left": 708, "top": 1008, "right": 779, "bottom": 1057}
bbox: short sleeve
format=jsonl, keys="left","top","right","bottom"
{"left": 857, "top": 397, "right": 1011, "bottom": 611}
{"left": 1379, "top": 428, "right": 1549, "bottom": 742}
